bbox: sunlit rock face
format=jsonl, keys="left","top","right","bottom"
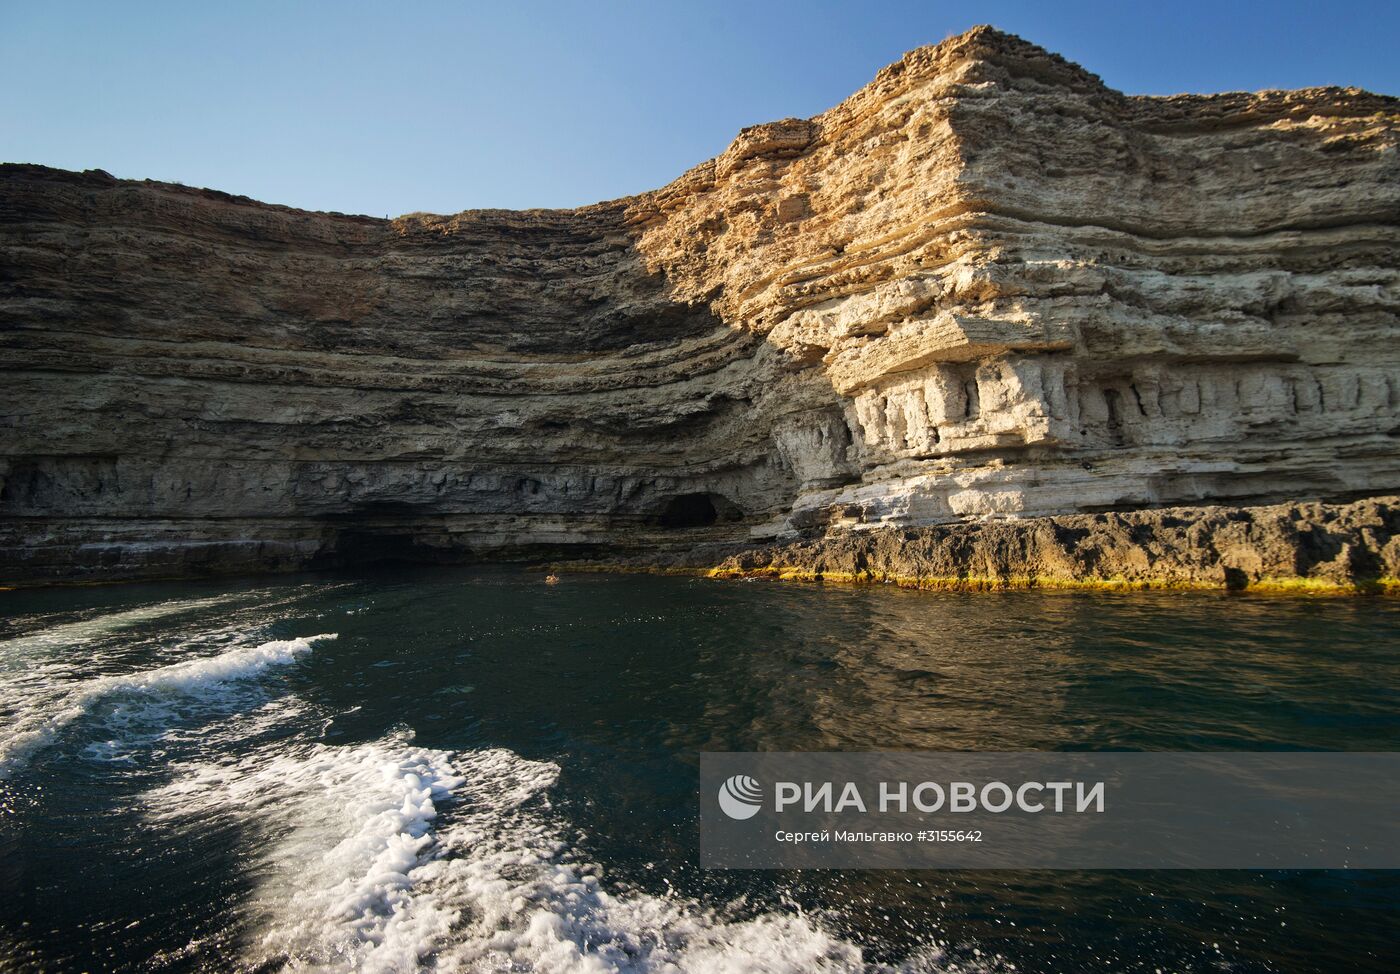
{"left": 2, "top": 26, "right": 1398, "bottom": 582}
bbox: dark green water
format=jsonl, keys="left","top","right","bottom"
{"left": 1, "top": 568, "right": 1397, "bottom": 972}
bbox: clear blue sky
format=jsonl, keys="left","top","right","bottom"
{"left": 3, "top": 1, "right": 1397, "bottom": 217}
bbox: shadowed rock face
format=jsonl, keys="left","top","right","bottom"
{"left": 0, "top": 174, "right": 853, "bottom": 581}
{"left": 2, "top": 26, "right": 1398, "bottom": 584}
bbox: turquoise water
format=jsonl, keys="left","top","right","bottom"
{"left": 1, "top": 568, "right": 1398, "bottom": 972}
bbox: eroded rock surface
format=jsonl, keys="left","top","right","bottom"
{"left": 663, "top": 496, "right": 1400, "bottom": 592}
{"left": 2, "top": 27, "right": 1398, "bottom": 584}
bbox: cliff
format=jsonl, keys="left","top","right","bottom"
{"left": 3, "top": 27, "right": 1398, "bottom": 588}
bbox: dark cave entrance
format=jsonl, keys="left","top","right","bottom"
{"left": 656, "top": 492, "right": 738, "bottom": 529}
{"left": 659, "top": 493, "right": 719, "bottom": 528}
{"left": 333, "top": 529, "right": 437, "bottom": 565}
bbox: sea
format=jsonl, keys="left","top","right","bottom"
{"left": 1, "top": 567, "right": 1397, "bottom": 972}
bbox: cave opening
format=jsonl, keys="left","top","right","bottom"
{"left": 333, "top": 529, "right": 437, "bottom": 566}
{"left": 658, "top": 492, "right": 721, "bottom": 528}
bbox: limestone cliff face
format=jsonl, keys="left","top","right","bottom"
{"left": 2, "top": 27, "right": 1398, "bottom": 584}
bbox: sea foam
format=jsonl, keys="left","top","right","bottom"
{"left": 0, "top": 633, "right": 335, "bottom": 778}
{"left": 0, "top": 594, "right": 245, "bottom": 666}
{"left": 149, "top": 733, "right": 986, "bottom": 973}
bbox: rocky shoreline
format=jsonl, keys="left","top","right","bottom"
{"left": 579, "top": 495, "right": 1400, "bottom": 594}
{"left": 5, "top": 496, "right": 1398, "bottom": 594}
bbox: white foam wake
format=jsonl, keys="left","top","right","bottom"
{"left": 0, "top": 633, "right": 336, "bottom": 778}
{"left": 0, "top": 594, "right": 246, "bottom": 666}
{"left": 149, "top": 734, "right": 984, "bottom": 973}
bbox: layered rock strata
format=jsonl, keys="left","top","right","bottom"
{"left": 2, "top": 27, "right": 1398, "bottom": 586}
